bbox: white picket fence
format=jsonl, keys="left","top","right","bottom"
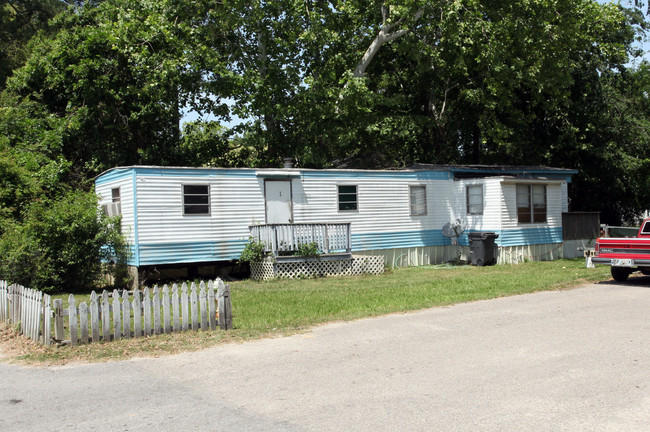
{"left": 0, "top": 280, "right": 52, "bottom": 345}
{"left": 0, "top": 279, "right": 233, "bottom": 346}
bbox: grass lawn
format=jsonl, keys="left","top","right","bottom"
{"left": 1, "top": 259, "right": 612, "bottom": 365}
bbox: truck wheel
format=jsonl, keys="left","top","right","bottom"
{"left": 611, "top": 267, "right": 630, "bottom": 282}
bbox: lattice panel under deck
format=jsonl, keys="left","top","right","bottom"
{"left": 250, "top": 255, "right": 384, "bottom": 281}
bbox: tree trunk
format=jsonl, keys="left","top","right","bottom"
{"left": 257, "top": 19, "right": 281, "bottom": 161}
{"left": 352, "top": 5, "right": 424, "bottom": 78}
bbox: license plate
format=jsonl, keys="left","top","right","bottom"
{"left": 612, "top": 259, "right": 634, "bottom": 267}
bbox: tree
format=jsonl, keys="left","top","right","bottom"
{"left": 278, "top": 0, "right": 639, "bottom": 167}
{"left": 350, "top": 3, "right": 425, "bottom": 79}
{"left": 0, "top": 94, "right": 71, "bottom": 228}
{"left": 174, "top": 121, "right": 260, "bottom": 168}
{"left": 563, "top": 63, "right": 650, "bottom": 224}
{"left": 215, "top": 0, "right": 312, "bottom": 165}
{"left": 0, "top": 190, "right": 129, "bottom": 292}
{"left": 3, "top": 0, "right": 230, "bottom": 177}
{"left": 0, "top": 0, "right": 70, "bottom": 88}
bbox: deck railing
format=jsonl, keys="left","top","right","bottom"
{"left": 249, "top": 223, "right": 352, "bottom": 257}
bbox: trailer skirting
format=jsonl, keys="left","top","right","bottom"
{"left": 250, "top": 255, "right": 385, "bottom": 280}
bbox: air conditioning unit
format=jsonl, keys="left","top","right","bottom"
{"left": 102, "top": 202, "right": 121, "bottom": 217}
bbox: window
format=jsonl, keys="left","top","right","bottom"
{"left": 516, "top": 184, "right": 546, "bottom": 223}
{"left": 111, "top": 187, "right": 122, "bottom": 216}
{"left": 466, "top": 185, "right": 483, "bottom": 215}
{"left": 102, "top": 188, "right": 121, "bottom": 217}
{"left": 642, "top": 221, "right": 650, "bottom": 234}
{"left": 338, "top": 185, "right": 358, "bottom": 211}
{"left": 183, "top": 185, "right": 210, "bottom": 215}
{"left": 410, "top": 185, "right": 427, "bottom": 216}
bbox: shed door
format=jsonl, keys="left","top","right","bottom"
{"left": 265, "top": 180, "right": 293, "bottom": 224}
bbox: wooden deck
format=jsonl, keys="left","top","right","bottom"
{"left": 249, "top": 223, "right": 352, "bottom": 258}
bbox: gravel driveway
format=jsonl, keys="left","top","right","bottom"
{"left": 2, "top": 281, "right": 650, "bottom": 431}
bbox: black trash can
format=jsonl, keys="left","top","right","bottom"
{"left": 468, "top": 232, "right": 499, "bottom": 266}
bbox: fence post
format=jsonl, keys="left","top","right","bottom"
{"left": 34, "top": 290, "right": 42, "bottom": 341}
{"left": 34, "top": 290, "right": 42, "bottom": 342}
{"left": 163, "top": 285, "right": 171, "bottom": 334}
{"left": 199, "top": 282, "right": 207, "bottom": 331}
{"left": 122, "top": 290, "right": 131, "bottom": 339}
{"left": 346, "top": 223, "right": 351, "bottom": 253}
{"left": 19, "top": 286, "right": 26, "bottom": 335}
{"left": 42, "top": 293, "right": 51, "bottom": 346}
{"left": 30, "top": 289, "right": 38, "bottom": 340}
{"left": 324, "top": 225, "right": 330, "bottom": 254}
{"left": 208, "top": 280, "right": 216, "bottom": 331}
{"left": 6, "top": 285, "right": 11, "bottom": 324}
{"left": 53, "top": 299, "right": 64, "bottom": 342}
{"left": 153, "top": 286, "right": 161, "bottom": 335}
{"left": 190, "top": 283, "right": 199, "bottom": 331}
{"left": 69, "top": 295, "right": 78, "bottom": 346}
{"left": 22, "top": 288, "right": 30, "bottom": 339}
{"left": 0, "top": 281, "right": 5, "bottom": 322}
{"left": 217, "top": 279, "right": 233, "bottom": 330}
{"left": 90, "top": 291, "right": 99, "bottom": 343}
{"left": 79, "top": 301, "right": 89, "bottom": 344}
{"left": 113, "top": 289, "right": 122, "bottom": 340}
{"left": 181, "top": 283, "right": 189, "bottom": 332}
{"left": 172, "top": 284, "right": 180, "bottom": 332}
{"left": 101, "top": 290, "right": 111, "bottom": 342}
{"left": 23, "top": 288, "right": 31, "bottom": 339}
{"left": 143, "top": 287, "right": 152, "bottom": 336}
{"left": 17, "top": 285, "right": 23, "bottom": 325}
{"left": 273, "top": 225, "right": 279, "bottom": 257}
{"left": 133, "top": 288, "right": 142, "bottom": 338}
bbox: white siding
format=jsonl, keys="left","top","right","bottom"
{"left": 484, "top": 179, "right": 504, "bottom": 230}
{"left": 500, "top": 183, "right": 517, "bottom": 230}
{"left": 135, "top": 173, "right": 265, "bottom": 245}
{"left": 293, "top": 173, "right": 454, "bottom": 236}
{"left": 547, "top": 183, "right": 564, "bottom": 227}
{"left": 454, "top": 178, "right": 503, "bottom": 232}
{"left": 212, "top": 175, "right": 266, "bottom": 243}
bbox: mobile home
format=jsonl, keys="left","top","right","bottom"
{"left": 95, "top": 164, "right": 577, "bottom": 281}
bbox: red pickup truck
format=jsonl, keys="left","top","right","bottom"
{"left": 592, "top": 218, "right": 650, "bottom": 281}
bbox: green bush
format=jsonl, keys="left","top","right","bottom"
{"left": 239, "top": 237, "right": 267, "bottom": 263}
{"left": 0, "top": 190, "right": 129, "bottom": 292}
{"left": 295, "top": 241, "right": 320, "bottom": 258}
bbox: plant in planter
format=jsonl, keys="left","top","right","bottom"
{"left": 239, "top": 237, "right": 267, "bottom": 264}
{"left": 240, "top": 238, "right": 274, "bottom": 280}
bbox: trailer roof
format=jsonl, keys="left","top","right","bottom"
{"left": 97, "top": 164, "right": 577, "bottom": 178}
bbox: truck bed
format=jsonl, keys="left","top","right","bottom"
{"left": 593, "top": 237, "right": 650, "bottom": 264}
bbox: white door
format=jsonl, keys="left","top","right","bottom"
{"left": 265, "top": 180, "right": 293, "bottom": 223}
